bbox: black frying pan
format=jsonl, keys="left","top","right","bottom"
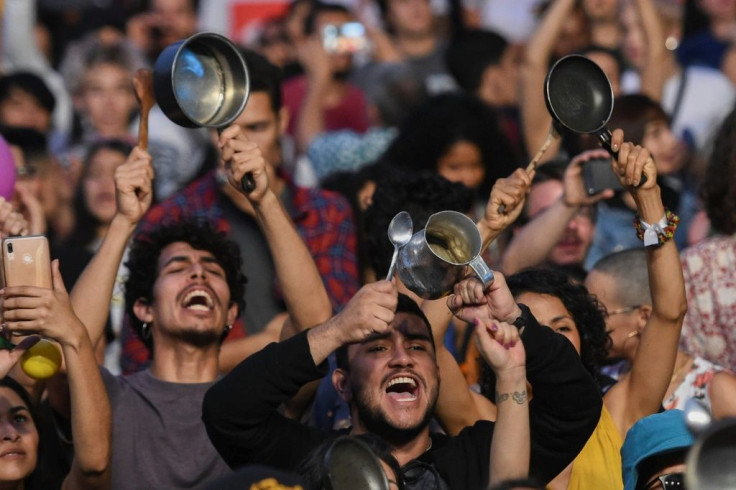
{"left": 545, "top": 54, "right": 647, "bottom": 186}
{"left": 323, "top": 437, "right": 390, "bottom": 490}
{"left": 545, "top": 54, "right": 618, "bottom": 156}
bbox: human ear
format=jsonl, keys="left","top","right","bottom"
{"left": 333, "top": 368, "right": 353, "bottom": 403}
{"left": 133, "top": 298, "right": 154, "bottom": 323}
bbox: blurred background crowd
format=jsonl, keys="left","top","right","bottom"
{"left": 2, "top": 0, "right": 736, "bottom": 488}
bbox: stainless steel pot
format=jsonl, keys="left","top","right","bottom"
{"left": 153, "top": 32, "right": 255, "bottom": 190}
{"left": 396, "top": 210, "right": 494, "bottom": 299}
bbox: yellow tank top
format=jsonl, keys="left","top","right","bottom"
{"left": 566, "top": 405, "right": 623, "bottom": 490}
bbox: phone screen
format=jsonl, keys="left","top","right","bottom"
{"left": 322, "top": 22, "right": 368, "bottom": 55}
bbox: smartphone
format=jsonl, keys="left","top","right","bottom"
{"left": 322, "top": 22, "right": 368, "bottom": 55}
{"left": 582, "top": 157, "right": 624, "bottom": 195}
{"left": 0, "top": 235, "right": 52, "bottom": 289}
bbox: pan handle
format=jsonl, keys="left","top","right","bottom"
{"left": 598, "top": 129, "right": 619, "bottom": 159}
{"left": 599, "top": 130, "right": 648, "bottom": 187}
{"left": 216, "top": 127, "right": 257, "bottom": 193}
{"left": 241, "top": 173, "right": 256, "bottom": 193}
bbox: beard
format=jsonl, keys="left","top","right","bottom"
{"left": 352, "top": 376, "right": 439, "bottom": 446}
{"left": 171, "top": 326, "right": 223, "bottom": 347}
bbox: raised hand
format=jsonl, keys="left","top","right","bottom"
{"left": 329, "top": 280, "right": 398, "bottom": 346}
{"left": 474, "top": 320, "right": 526, "bottom": 376}
{"left": 447, "top": 272, "right": 522, "bottom": 326}
{"left": 1, "top": 260, "right": 87, "bottom": 348}
{"left": 610, "top": 128, "right": 657, "bottom": 190}
{"left": 219, "top": 124, "right": 270, "bottom": 202}
{"left": 0, "top": 197, "right": 29, "bottom": 238}
{"left": 563, "top": 149, "right": 617, "bottom": 205}
{"left": 114, "top": 146, "right": 154, "bottom": 227}
{"left": 482, "top": 168, "right": 534, "bottom": 234}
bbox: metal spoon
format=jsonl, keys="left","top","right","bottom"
{"left": 386, "top": 211, "right": 413, "bottom": 281}
{"left": 684, "top": 397, "right": 712, "bottom": 437}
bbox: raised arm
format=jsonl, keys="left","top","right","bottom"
{"left": 520, "top": 0, "right": 576, "bottom": 160}
{"left": 501, "top": 150, "right": 614, "bottom": 274}
{"left": 477, "top": 168, "right": 534, "bottom": 254}
{"left": 69, "top": 147, "right": 154, "bottom": 347}
{"left": 203, "top": 280, "right": 397, "bottom": 469}
{"left": 2, "top": 261, "right": 111, "bottom": 489}
{"left": 634, "top": 0, "right": 667, "bottom": 101}
{"left": 294, "top": 37, "right": 332, "bottom": 153}
{"left": 219, "top": 124, "right": 333, "bottom": 336}
{"left": 447, "top": 273, "right": 602, "bottom": 484}
{"left": 603, "top": 129, "right": 687, "bottom": 435}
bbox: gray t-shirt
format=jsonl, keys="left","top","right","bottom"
{"left": 101, "top": 368, "right": 232, "bottom": 489}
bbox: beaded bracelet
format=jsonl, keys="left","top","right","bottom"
{"left": 633, "top": 208, "right": 679, "bottom": 247}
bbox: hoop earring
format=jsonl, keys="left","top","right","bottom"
{"left": 141, "top": 322, "right": 151, "bottom": 340}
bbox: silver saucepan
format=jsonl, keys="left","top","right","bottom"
{"left": 153, "top": 32, "right": 255, "bottom": 192}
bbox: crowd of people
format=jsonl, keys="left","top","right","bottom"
{"left": 1, "top": 0, "right": 736, "bottom": 488}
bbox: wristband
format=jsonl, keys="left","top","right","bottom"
{"left": 633, "top": 208, "right": 679, "bottom": 247}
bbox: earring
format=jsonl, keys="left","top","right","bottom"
{"left": 224, "top": 324, "right": 233, "bottom": 334}
{"left": 627, "top": 330, "right": 640, "bottom": 339}
{"left": 141, "top": 322, "right": 151, "bottom": 339}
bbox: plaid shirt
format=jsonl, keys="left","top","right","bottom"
{"left": 121, "top": 171, "right": 359, "bottom": 373}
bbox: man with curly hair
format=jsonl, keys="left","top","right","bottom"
{"left": 60, "top": 122, "right": 332, "bottom": 488}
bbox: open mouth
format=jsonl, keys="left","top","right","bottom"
{"left": 385, "top": 376, "right": 419, "bottom": 402}
{"left": 182, "top": 289, "right": 214, "bottom": 311}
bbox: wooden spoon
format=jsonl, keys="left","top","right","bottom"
{"left": 132, "top": 69, "right": 155, "bottom": 150}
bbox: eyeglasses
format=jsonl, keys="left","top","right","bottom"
{"left": 605, "top": 305, "right": 641, "bottom": 319}
{"left": 645, "top": 472, "right": 686, "bottom": 489}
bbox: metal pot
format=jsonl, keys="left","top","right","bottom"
{"left": 154, "top": 32, "right": 249, "bottom": 128}
{"left": 153, "top": 32, "right": 255, "bottom": 191}
{"left": 396, "top": 210, "right": 494, "bottom": 300}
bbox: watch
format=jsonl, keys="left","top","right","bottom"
{"left": 511, "top": 303, "right": 532, "bottom": 335}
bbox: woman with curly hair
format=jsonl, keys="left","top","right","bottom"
{"left": 434, "top": 129, "right": 685, "bottom": 490}
{"left": 678, "top": 107, "right": 736, "bottom": 371}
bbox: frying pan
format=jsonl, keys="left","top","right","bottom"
{"left": 499, "top": 54, "right": 633, "bottom": 214}
{"left": 545, "top": 54, "right": 618, "bottom": 156}
{"left": 323, "top": 436, "right": 390, "bottom": 490}
{"left": 153, "top": 32, "right": 255, "bottom": 192}
{"left": 538, "top": 54, "right": 645, "bottom": 185}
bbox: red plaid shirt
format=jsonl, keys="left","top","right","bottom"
{"left": 121, "top": 171, "right": 359, "bottom": 373}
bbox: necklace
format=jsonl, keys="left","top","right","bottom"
{"left": 670, "top": 354, "right": 692, "bottom": 385}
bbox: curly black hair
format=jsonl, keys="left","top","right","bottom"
{"left": 506, "top": 267, "right": 611, "bottom": 379}
{"left": 123, "top": 219, "right": 247, "bottom": 350}
{"left": 701, "top": 107, "right": 736, "bottom": 235}
{"left": 381, "top": 93, "right": 521, "bottom": 199}
{"left": 362, "top": 169, "right": 475, "bottom": 278}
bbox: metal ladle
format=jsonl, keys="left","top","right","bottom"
{"left": 386, "top": 211, "right": 413, "bottom": 281}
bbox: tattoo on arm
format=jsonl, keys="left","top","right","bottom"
{"left": 495, "top": 390, "right": 528, "bottom": 405}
